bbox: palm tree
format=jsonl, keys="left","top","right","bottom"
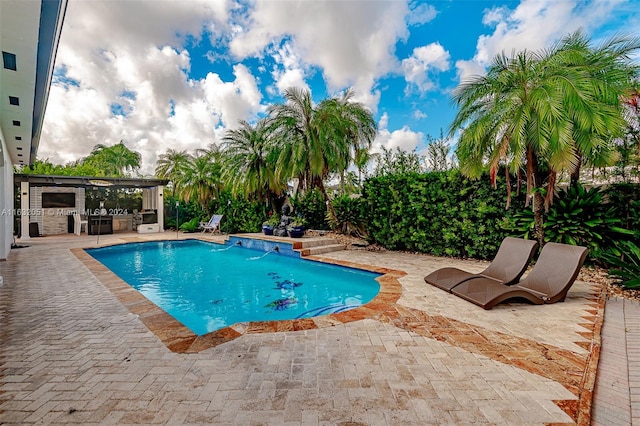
{"left": 221, "top": 119, "right": 286, "bottom": 209}
{"left": 555, "top": 31, "right": 640, "bottom": 186}
{"left": 324, "top": 88, "right": 377, "bottom": 191}
{"left": 155, "top": 149, "right": 191, "bottom": 196}
{"left": 450, "top": 31, "right": 640, "bottom": 245}
{"left": 269, "top": 86, "right": 377, "bottom": 225}
{"left": 84, "top": 141, "right": 141, "bottom": 177}
{"left": 173, "top": 149, "right": 222, "bottom": 215}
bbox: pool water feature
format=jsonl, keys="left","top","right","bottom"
{"left": 227, "top": 235, "right": 300, "bottom": 257}
{"left": 86, "top": 239, "right": 381, "bottom": 335}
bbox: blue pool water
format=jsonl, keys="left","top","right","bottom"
{"left": 86, "top": 240, "right": 381, "bottom": 335}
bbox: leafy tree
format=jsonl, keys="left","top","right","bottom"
{"left": 17, "top": 158, "right": 111, "bottom": 177}
{"left": 269, "top": 86, "right": 376, "bottom": 227}
{"left": 425, "top": 130, "right": 451, "bottom": 172}
{"left": 372, "top": 146, "right": 424, "bottom": 177}
{"left": 221, "top": 119, "right": 286, "bottom": 209}
{"left": 83, "top": 141, "right": 141, "bottom": 177}
{"left": 155, "top": 149, "right": 191, "bottom": 195}
{"left": 325, "top": 88, "right": 377, "bottom": 192}
{"left": 450, "top": 31, "right": 640, "bottom": 245}
{"left": 173, "top": 148, "right": 222, "bottom": 215}
{"left": 613, "top": 86, "right": 640, "bottom": 181}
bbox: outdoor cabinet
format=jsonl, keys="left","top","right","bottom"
{"left": 88, "top": 215, "right": 113, "bottom": 235}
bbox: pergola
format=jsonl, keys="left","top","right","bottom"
{"left": 14, "top": 174, "right": 169, "bottom": 239}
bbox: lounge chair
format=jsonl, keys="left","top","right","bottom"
{"left": 73, "top": 212, "right": 88, "bottom": 235}
{"left": 200, "top": 214, "right": 223, "bottom": 234}
{"left": 424, "top": 237, "right": 538, "bottom": 292}
{"left": 451, "top": 242, "right": 588, "bottom": 309}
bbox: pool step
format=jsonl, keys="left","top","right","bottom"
{"left": 224, "top": 233, "right": 347, "bottom": 256}
{"left": 299, "top": 242, "right": 347, "bottom": 256}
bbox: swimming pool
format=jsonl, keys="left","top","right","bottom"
{"left": 86, "top": 240, "right": 381, "bottom": 335}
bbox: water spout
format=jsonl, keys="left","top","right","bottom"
{"left": 236, "top": 241, "right": 242, "bottom": 246}
{"left": 274, "top": 246, "right": 280, "bottom": 252}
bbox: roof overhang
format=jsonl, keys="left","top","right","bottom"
{"left": 0, "top": 0, "right": 67, "bottom": 166}
{"left": 15, "top": 174, "right": 169, "bottom": 189}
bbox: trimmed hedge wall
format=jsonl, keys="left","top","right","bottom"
{"left": 362, "top": 170, "right": 525, "bottom": 260}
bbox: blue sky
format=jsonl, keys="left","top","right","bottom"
{"left": 39, "top": 0, "right": 639, "bottom": 175}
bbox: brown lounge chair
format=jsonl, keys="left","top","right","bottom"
{"left": 451, "top": 242, "right": 588, "bottom": 310}
{"left": 424, "top": 237, "right": 538, "bottom": 292}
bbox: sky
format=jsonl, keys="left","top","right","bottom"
{"left": 38, "top": 0, "right": 639, "bottom": 176}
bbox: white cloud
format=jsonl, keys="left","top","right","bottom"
{"left": 402, "top": 43, "right": 451, "bottom": 93}
{"left": 202, "top": 64, "right": 264, "bottom": 129}
{"left": 270, "top": 42, "right": 309, "bottom": 94}
{"left": 413, "top": 109, "right": 427, "bottom": 120}
{"left": 407, "top": 3, "right": 438, "bottom": 26}
{"left": 454, "top": 59, "right": 486, "bottom": 84}
{"left": 229, "top": 0, "right": 411, "bottom": 111}
{"left": 373, "top": 113, "right": 424, "bottom": 153}
{"left": 38, "top": 0, "right": 263, "bottom": 175}
{"left": 456, "top": 0, "right": 624, "bottom": 82}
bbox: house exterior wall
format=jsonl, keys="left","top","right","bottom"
{"left": 0, "top": 129, "right": 14, "bottom": 260}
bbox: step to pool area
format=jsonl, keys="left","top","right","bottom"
{"left": 226, "top": 233, "right": 347, "bottom": 257}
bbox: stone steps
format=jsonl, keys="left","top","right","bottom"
{"left": 299, "top": 243, "right": 347, "bottom": 256}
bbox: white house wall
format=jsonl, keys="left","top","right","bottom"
{"left": 0, "top": 128, "right": 14, "bottom": 259}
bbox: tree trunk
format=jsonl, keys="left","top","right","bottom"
{"left": 314, "top": 178, "right": 338, "bottom": 230}
{"left": 527, "top": 148, "right": 546, "bottom": 248}
{"left": 570, "top": 153, "right": 583, "bottom": 188}
{"left": 532, "top": 190, "right": 545, "bottom": 248}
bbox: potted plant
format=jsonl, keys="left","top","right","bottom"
{"left": 287, "top": 218, "right": 306, "bottom": 238}
{"left": 262, "top": 214, "right": 279, "bottom": 235}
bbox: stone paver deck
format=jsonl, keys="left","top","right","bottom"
{"left": 0, "top": 232, "right": 606, "bottom": 424}
{"left": 592, "top": 297, "right": 640, "bottom": 425}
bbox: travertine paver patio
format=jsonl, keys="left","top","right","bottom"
{"left": 0, "top": 232, "right": 604, "bottom": 425}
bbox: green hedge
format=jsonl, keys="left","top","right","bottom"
{"left": 362, "top": 170, "right": 525, "bottom": 260}
{"left": 215, "top": 191, "right": 269, "bottom": 234}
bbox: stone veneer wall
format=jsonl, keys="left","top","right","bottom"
{"left": 30, "top": 187, "right": 86, "bottom": 236}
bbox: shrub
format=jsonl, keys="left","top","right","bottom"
{"left": 546, "top": 185, "right": 631, "bottom": 259}
{"left": 292, "top": 188, "right": 329, "bottom": 230}
{"left": 179, "top": 217, "right": 200, "bottom": 233}
{"left": 508, "top": 184, "right": 633, "bottom": 262}
{"left": 329, "top": 195, "right": 365, "bottom": 236}
{"left": 164, "top": 195, "right": 206, "bottom": 230}
{"left": 603, "top": 241, "right": 640, "bottom": 288}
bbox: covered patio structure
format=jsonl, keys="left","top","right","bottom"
{"left": 14, "top": 174, "right": 168, "bottom": 239}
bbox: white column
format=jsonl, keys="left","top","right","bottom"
{"left": 20, "top": 182, "right": 30, "bottom": 241}
{"left": 157, "top": 185, "right": 164, "bottom": 232}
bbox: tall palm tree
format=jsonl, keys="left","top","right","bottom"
{"left": 451, "top": 31, "right": 640, "bottom": 245}
{"left": 155, "top": 149, "right": 191, "bottom": 196}
{"left": 269, "top": 86, "right": 377, "bottom": 225}
{"left": 85, "top": 141, "right": 141, "bottom": 177}
{"left": 221, "top": 119, "right": 286, "bottom": 209}
{"left": 324, "top": 88, "right": 377, "bottom": 191}
{"left": 174, "top": 149, "right": 222, "bottom": 215}
{"left": 554, "top": 31, "right": 640, "bottom": 185}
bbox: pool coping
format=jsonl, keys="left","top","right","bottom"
{"left": 70, "top": 239, "right": 405, "bottom": 354}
